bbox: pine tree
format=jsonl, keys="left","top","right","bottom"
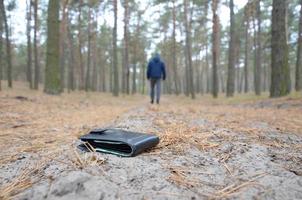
{"left": 226, "top": 0, "right": 236, "bottom": 97}
{"left": 184, "top": 0, "right": 195, "bottom": 99}
{"left": 270, "top": 0, "right": 290, "bottom": 97}
{"left": 33, "top": 0, "right": 39, "bottom": 90}
{"left": 122, "top": 0, "right": 130, "bottom": 94}
{"left": 44, "top": 0, "right": 61, "bottom": 94}
{"left": 112, "top": 0, "right": 119, "bottom": 96}
{"left": 0, "top": 0, "right": 12, "bottom": 88}
{"left": 244, "top": 7, "right": 250, "bottom": 93}
{"left": 212, "top": 0, "right": 219, "bottom": 98}
{"left": 26, "top": 0, "right": 33, "bottom": 89}
{"left": 296, "top": 0, "right": 302, "bottom": 91}
{"left": 254, "top": 0, "right": 262, "bottom": 95}
{"left": 0, "top": 1, "right": 2, "bottom": 91}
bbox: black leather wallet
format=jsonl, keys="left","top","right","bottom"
{"left": 79, "top": 128, "right": 159, "bottom": 157}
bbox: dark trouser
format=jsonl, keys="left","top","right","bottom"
{"left": 150, "top": 78, "right": 161, "bottom": 102}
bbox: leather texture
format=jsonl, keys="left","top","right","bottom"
{"left": 79, "top": 129, "right": 160, "bottom": 157}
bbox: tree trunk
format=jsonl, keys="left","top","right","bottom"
{"left": 205, "top": 40, "right": 210, "bottom": 94}
{"left": 239, "top": 68, "right": 244, "bottom": 93}
{"left": 0, "top": 3, "right": 3, "bottom": 91}
{"left": 184, "top": 46, "right": 189, "bottom": 96}
{"left": 33, "top": 0, "right": 40, "bottom": 90}
{"left": 252, "top": 16, "right": 257, "bottom": 92}
{"left": 226, "top": 0, "right": 235, "bottom": 97}
{"left": 219, "top": 68, "right": 225, "bottom": 93}
{"left": 205, "top": 0, "right": 210, "bottom": 94}
{"left": 26, "top": 0, "right": 33, "bottom": 89}
{"left": 236, "top": 65, "right": 240, "bottom": 93}
{"left": 59, "top": 0, "right": 69, "bottom": 92}
{"left": 132, "top": 63, "right": 137, "bottom": 94}
{"left": 254, "top": 0, "right": 262, "bottom": 95}
{"left": 98, "top": 45, "right": 106, "bottom": 92}
{"left": 44, "top": 0, "right": 61, "bottom": 94}
{"left": 296, "top": 0, "right": 302, "bottom": 91}
{"left": 77, "top": 0, "right": 84, "bottom": 90}
{"left": 212, "top": 0, "right": 219, "bottom": 98}
{"left": 263, "top": 63, "right": 267, "bottom": 91}
{"left": 172, "top": 0, "right": 179, "bottom": 95}
{"left": 0, "top": 0, "right": 12, "bottom": 88}
{"left": 122, "top": 0, "right": 130, "bottom": 94}
{"left": 165, "top": 55, "right": 172, "bottom": 94}
{"left": 67, "top": 15, "right": 75, "bottom": 92}
{"left": 196, "top": 61, "right": 200, "bottom": 94}
{"left": 110, "top": 53, "right": 113, "bottom": 93}
{"left": 101, "top": 55, "right": 106, "bottom": 92}
{"left": 92, "top": 13, "right": 98, "bottom": 92}
{"left": 184, "top": 0, "right": 195, "bottom": 99}
{"left": 112, "top": 0, "right": 119, "bottom": 96}
{"left": 85, "top": 6, "right": 92, "bottom": 92}
{"left": 131, "top": 10, "right": 143, "bottom": 95}
{"left": 141, "top": 63, "right": 146, "bottom": 94}
{"left": 131, "top": 43, "right": 137, "bottom": 95}
{"left": 270, "top": 0, "right": 290, "bottom": 97}
{"left": 244, "top": 18, "right": 249, "bottom": 93}
{"left": 200, "top": 61, "right": 205, "bottom": 94}
{"left": 235, "top": 31, "right": 241, "bottom": 93}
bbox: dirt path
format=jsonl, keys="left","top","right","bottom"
{"left": 14, "top": 99, "right": 302, "bottom": 200}
{"left": 0, "top": 91, "right": 301, "bottom": 200}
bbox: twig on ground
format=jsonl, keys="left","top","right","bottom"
{"left": 212, "top": 173, "right": 267, "bottom": 199}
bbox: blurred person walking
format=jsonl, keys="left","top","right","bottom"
{"left": 147, "top": 53, "right": 166, "bottom": 104}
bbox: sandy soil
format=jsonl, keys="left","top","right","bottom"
{"left": 0, "top": 89, "right": 302, "bottom": 200}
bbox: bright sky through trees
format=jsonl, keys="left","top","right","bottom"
{"left": 11, "top": 0, "right": 248, "bottom": 50}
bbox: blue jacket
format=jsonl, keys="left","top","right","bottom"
{"left": 147, "top": 55, "right": 166, "bottom": 80}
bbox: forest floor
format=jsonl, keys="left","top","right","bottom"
{"left": 0, "top": 83, "right": 302, "bottom": 200}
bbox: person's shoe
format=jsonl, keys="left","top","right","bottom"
{"left": 151, "top": 100, "right": 154, "bottom": 104}
{"left": 156, "top": 100, "right": 159, "bottom": 104}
